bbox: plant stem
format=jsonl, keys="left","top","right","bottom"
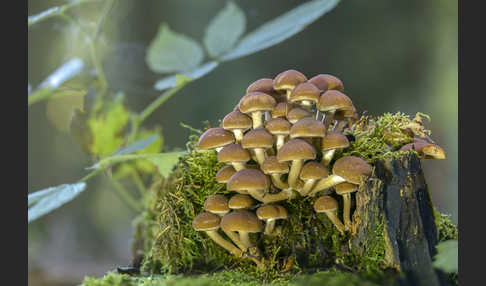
{"left": 110, "top": 177, "right": 142, "bottom": 212}
{"left": 28, "top": 0, "right": 99, "bottom": 27}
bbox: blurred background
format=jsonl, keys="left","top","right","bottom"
{"left": 28, "top": 0, "right": 457, "bottom": 285}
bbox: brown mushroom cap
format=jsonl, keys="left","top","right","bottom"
{"left": 272, "top": 102, "right": 291, "bottom": 118}
{"left": 400, "top": 141, "right": 446, "bottom": 159}
{"left": 247, "top": 78, "right": 275, "bottom": 94}
{"left": 227, "top": 168, "right": 270, "bottom": 193}
{"left": 309, "top": 74, "right": 344, "bottom": 92}
{"left": 241, "top": 128, "right": 274, "bottom": 149}
{"left": 335, "top": 182, "right": 358, "bottom": 195}
{"left": 228, "top": 194, "right": 255, "bottom": 210}
{"left": 273, "top": 70, "right": 308, "bottom": 92}
{"left": 222, "top": 110, "right": 253, "bottom": 131}
{"left": 287, "top": 107, "right": 312, "bottom": 124}
{"left": 238, "top": 92, "right": 277, "bottom": 114}
{"left": 217, "top": 144, "right": 251, "bottom": 164}
{"left": 321, "top": 131, "right": 350, "bottom": 151}
{"left": 317, "top": 90, "right": 353, "bottom": 112}
{"left": 266, "top": 118, "right": 291, "bottom": 135}
{"left": 261, "top": 156, "right": 290, "bottom": 174}
{"left": 334, "top": 105, "right": 358, "bottom": 121}
{"left": 290, "top": 117, "right": 326, "bottom": 138}
{"left": 289, "top": 82, "right": 321, "bottom": 104}
{"left": 204, "top": 194, "right": 230, "bottom": 214}
{"left": 300, "top": 161, "right": 329, "bottom": 180}
{"left": 220, "top": 210, "right": 263, "bottom": 233}
{"left": 216, "top": 166, "right": 237, "bottom": 183}
{"left": 277, "top": 139, "right": 316, "bottom": 162}
{"left": 256, "top": 204, "right": 288, "bottom": 220}
{"left": 332, "top": 156, "right": 372, "bottom": 184}
{"left": 198, "top": 128, "right": 235, "bottom": 150}
{"left": 192, "top": 212, "right": 221, "bottom": 231}
{"left": 313, "top": 196, "right": 339, "bottom": 212}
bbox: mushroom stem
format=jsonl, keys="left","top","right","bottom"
{"left": 275, "top": 135, "right": 286, "bottom": 151}
{"left": 300, "top": 179, "right": 317, "bottom": 196}
{"left": 222, "top": 229, "right": 247, "bottom": 251}
{"left": 341, "top": 193, "right": 352, "bottom": 229}
{"left": 206, "top": 230, "right": 242, "bottom": 256}
{"left": 323, "top": 211, "right": 345, "bottom": 235}
{"left": 215, "top": 147, "right": 224, "bottom": 152}
{"left": 321, "top": 149, "right": 336, "bottom": 166}
{"left": 307, "top": 174, "right": 346, "bottom": 197}
{"left": 251, "top": 111, "right": 263, "bottom": 129}
{"left": 254, "top": 148, "right": 267, "bottom": 165}
{"left": 315, "top": 110, "right": 320, "bottom": 120}
{"left": 288, "top": 159, "right": 304, "bottom": 189}
{"left": 323, "top": 110, "right": 336, "bottom": 131}
{"left": 239, "top": 231, "right": 252, "bottom": 249}
{"left": 232, "top": 129, "right": 244, "bottom": 143}
{"left": 270, "top": 174, "right": 289, "bottom": 189}
{"left": 264, "top": 219, "right": 276, "bottom": 235}
{"left": 248, "top": 189, "right": 293, "bottom": 204}
{"left": 334, "top": 120, "right": 348, "bottom": 133}
{"left": 232, "top": 162, "right": 246, "bottom": 171}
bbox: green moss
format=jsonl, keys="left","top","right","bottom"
{"left": 434, "top": 211, "right": 458, "bottom": 242}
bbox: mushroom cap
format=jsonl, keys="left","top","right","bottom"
{"left": 273, "top": 69, "right": 308, "bottom": 92}
{"left": 239, "top": 92, "right": 276, "bottom": 114}
{"left": 228, "top": 194, "right": 255, "bottom": 210}
{"left": 334, "top": 105, "right": 357, "bottom": 120}
{"left": 289, "top": 82, "right": 321, "bottom": 104}
{"left": 246, "top": 78, "right": 278, "bottom": 95}
{"left": 287, "top": 107, "right": 312, "bottom": 124}
{"left": 204, "top": 194, "right": 230, "bottom": 214}
{"left": 400, "top": 141, "right": 446, "bottom": 159}
{"left": 272, "top": 102, "right": 291, "bottom": 118}
{"left": 266, "top": 118, "right": 291, "bottom": 135}
{"left": 261, "top": 156, "right": 290, "bottom": 174}
{"left": 198, "top": 128, "right": 235, "bottom": 150}
{"left": 332, "top": 156, "right": 372, "bottom": 184}
{"left": 256, "top": 204, "right": 288, "bottom": 220}
{"left": 317, "top": 90, "right": 353, "bottom": 112}
{"left": 321, "top": 131, "right": 350, "bottom": 151}
{"left": 309, "top": 74, "right": 344, "bottom": 92}
{"left": 220, "top": 210, "right": 263, "bottom": 233}
{"left": 217, "top": 144, "right": 251, "bottom": 164}
{"left": 277, "top": 138, "right": 316, "bottom": 162}
{"left": 227, "top": 168, "right": 270, "bottom": 193}
{"left": 300, "top": 161, "right": 329, "bottom": 180}
{"left": 290, "top": 117, "right": 326, "bottom": 138}
{"left": 192, "top": 212, "right": 221, "bottom": 231}
{"left": 241, "top": 128, "right": 274, "bottom": 149}
{"left": 335, "top": 182, "right": 358, "bottom": 195}
{"left": 313, "top": 196, "right": 339, "bottom": 212}
{"left": 216, "top": 166, "right": 237, "bottom": 183}
{"left": 222, "top": 110, "right": 253, "bottom": 131}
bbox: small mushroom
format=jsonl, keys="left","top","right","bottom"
{"left": 320, "top": 131, "right": 350, "bottom": 166}
{"left": 334, "top": 182, "right": 358, "bottom": 229}
{"left": 228, "top": 194, "right": 256, "bottom": 210}
{"left": 217, "top": 143, "right": 251, "bottom": 171}
{"left": 216, "top": 166, "right": 237, "bottom": 184}
{"left": 289, "top": 117, "right": 326, "bottom": 150}
{"left": 204, "top": 194, "right": 230, "bottom": 217}
{"left": 256, "top": 204, "right": 288, "bottom": 235}
{"left": 271, "top": 102, "right": 292, "bottom": 119}
{"left": 266, "top": 118, "right": 291, "bottom": 151}
{"left": 277, "top": 139, "right": 316, "bottom": 189}
{"left": 239, "top": 92, "right": 276, "bottom": 129}
{"left": 299, "top": 161, "right": 329, "bottom": 196}
{"left": 313, "top": 196, "right": 345, "bottom": 235}
{"left": 317, "top": 90, "right": 353, "bottom": 131}
{"left": 308, "top": 74, "right": 344, "bottom": 93}
{"left": 241, "top": 128, "right": 274, "bottom": 165}
{"left": 261, "top": 156, "right": 290, "bottom": 190}
{"left": 247, "top": 78, "right": 286, "bottom": 104}
{"left": 198, "top": 127, "right": 235, "bottom": 152}
{"left": 287, "top": 106, "right": 313, "bottom": 124}
{"left": 273, "top": 69, "right": 308, "bottom": 100}
{"left": 289, "top": 82, "right": 321, "bottom": 110}
{"left": 222, "top": 110, "right": 253, "bottom": 143}
{"left": 400, "top": 141, "right": 446, "bottom": 159}
{"left": 333, "top": 105, "right": 358, "bottom": 132}
{"left": 192, "top": 212, "right": 242, "bottom": 256}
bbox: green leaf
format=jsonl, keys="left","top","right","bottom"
{"left": 28, "top": 182, "right": 87, "bottom": 223}
{"left": 112, "top": 135, "right": 159, "bottom": 156}
{"left": 146, "top": 24, "right": 204, "bottom": 74}
{"left": 154, "top": 61, "right": 219, "bottom": 91}
{"left": 433, "top": 239, "right": 458, "bottom": 273}
{"left": 221, "top": 0, "right": 340, "bottom": 61}
{"left": 144, "top": 152, "right": 186, "bottom": 177}
{"left": 203, "top": 1, "right": 246, "bottom": 58}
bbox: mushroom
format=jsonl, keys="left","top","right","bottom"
{"left": 286, "top": 106, "right": 313, "bottom": 124}
{"left": 204, "top": 194, "right": 230, "bottom": 217}
{"left": 266, "top": 118, "right": 291, "bottom": 151}
{"left": 216, "top": 166, "right": 237, "bottom": 184}
{"left": 256, "top": 204, "right": 288, "bottom": 235}
{"left": 289, "top": 117, "right": 326, "bottom": 149}
{"left": 217, "top": 143, "right": 251, "bottom": 171}
{"left": 299, "top": 161, "right": 329, "bottom": 196}
{"left": 308, "top": 74, "right": 344, "bottom": 92}
{"left": 400, "top": 141, "right": 446, "bottom": 159}
{"left": 273, "top": 69, "right": 308, "bottom": 100}
{"left": 192, "top": 212, "right": 242, "bottom": 256}
{"left": 289, "top": 82, "right": 321, "bottom": 111}
{"left": 228, "top": 194, "right": 256, "bottom": 210}
{"left": 241, "top": 128, "right": 274, "bottom": 165}
{"left": 333, "top": 105, "right": 358, "bottom": 132}
{"left": 227, "top": 168, "right": 292, "bottom": 203}
{"left": 317, "top": 90, "right": 353, "bottom": 131}
{"left": 198, "top": 127, "right": 235, "bottom": 152}
{"left": 239, "top": 92, "right": 276, "bottom": 129}
{"left": 334, "top": 182, "right": 358, "bottom": 230}
{"left": 271, "top": 102, "right": 292, "bottom": 119}
{"left": 261, "top": 156, "right": 290, "bottom": 190}
{"left": 277, "top": 138, "right": 316, "bottom": 189}
{"left": 222, "top": 110, "right": 253, "bottom": 142}
{"left": 247, "top": 78, "right": 286, "bottom": 104}
{"left": 320, "top": 131, "right": 350, "bottom": 166}
{"left": 308, "top": 156, "right": 371, "bottom": 197}
{"left": 313, "top": 196, "right": 345, "bottom": 235}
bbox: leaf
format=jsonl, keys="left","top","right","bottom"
{"left": 203, "top": 1, "right": 246, "bottom": 58}
{"left": 112, "top": 135, "right": 159, "bottom": 156}
{"left": 154, "top": 61, "right": 218, "bottom": 91}
{"left": 38, "top": 58, "right": 84, "bottom": 89}
{"left": 144, "top": 152, "right": 186, "bottom": 177}
{"left": 433, "top": 239, "right": 458, "bottom": 273}
{"left": 221, "top": 0, "right": 340, "bottom": 61}
{"left": 146, "top": 24, "right": 204, "bottom": 74}
{"left": 28, "top": 182, "right": 87, "bottom": 223}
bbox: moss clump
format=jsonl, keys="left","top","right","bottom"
{"left": 434, "top": 211, "right": 458, "bottom": 242}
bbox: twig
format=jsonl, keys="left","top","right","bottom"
{"left": 28, "top": 0, "right": 99, "bottom": 27}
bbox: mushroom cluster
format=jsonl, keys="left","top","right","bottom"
{"left": 192, "top": 70, "right": 445, "bottom": 266}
